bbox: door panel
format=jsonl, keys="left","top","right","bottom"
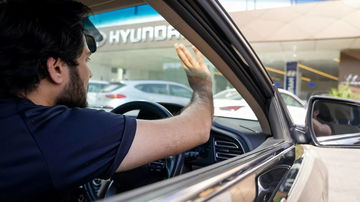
{"left": 103, "top": 141, "right": 294, "bottom": 201}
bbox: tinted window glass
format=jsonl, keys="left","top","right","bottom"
{"left": 88, "top": 82, "right": 108, "bottom": 93}
{"left": 136, "top": 84, "right": 168, "bottom": 95}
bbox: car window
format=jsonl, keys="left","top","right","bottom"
{"left": 281, "top": 93, "right": 303, "bottom": 107}
{"left": 169, "top": 85, "right": 192, "bottom": 98}
{"left": 135, "top": 84, "right": 168, "bottom": 95}
{"left": 101, "top": 83, "right": 125, "bottom": 93}
{"left": 88, "top": 82, "right": 108, "bottom": 93}
{"left": 88, "top": 4, "right": 261, "bottom": 127}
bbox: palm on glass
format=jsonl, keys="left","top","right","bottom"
{"left": 174, "top": 44, "right": 212, "bottom": 95}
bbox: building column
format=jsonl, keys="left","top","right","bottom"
{"left": 339, "top": 50, "right": 360, "bottom": 94}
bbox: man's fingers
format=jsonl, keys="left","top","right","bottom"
{"left": 175, "top": 44, "right": 191, "bottom": 70}
{"left": 179, "top": 44, "right": 198, "bottom": 70}
{"left": 180, "top": 60, "right": 187, "bottom": 70}
{"left": 176, "top": 51, "right": 190, "bottom": 70}
{"left": 175, "top": 43, "right": 207, "bottom": 74}
{"left": 192, "top": 46, "right": 206, "bottom": 69}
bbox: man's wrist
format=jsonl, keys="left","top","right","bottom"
{"left": 191, "top": 89, "right": 213, "bottom": 114}
{"left": 192, "top": 85, "right": 212, "bottom": 99}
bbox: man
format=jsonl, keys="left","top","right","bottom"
{"left": 312, "top": 102, "right": 332, "bottom": 136}
{"left": 0, "top": 0, "right": 213, "bottom": 201}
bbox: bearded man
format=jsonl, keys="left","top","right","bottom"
{"left": 0, "top": 0, "right": 213, "bottom": 201}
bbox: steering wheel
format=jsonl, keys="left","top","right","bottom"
{"left": 111, "top": 101, "right": 184, "bottom": 178}
{"left": 84, "top": 101, "right": 185, "bottom": 200}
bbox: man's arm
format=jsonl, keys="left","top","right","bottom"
{"left": 117, "top": 44, "right": 213, "bottom": 172}
{"left": 312, "top": 118, "right": 332, "bottom": 136}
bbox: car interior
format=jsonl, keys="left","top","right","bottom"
{"left": 77, "top": 0, "right": 288, "bottom": 200}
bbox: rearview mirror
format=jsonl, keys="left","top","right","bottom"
{"left": 306, "top": 96, "right": 360, "bottom": 146}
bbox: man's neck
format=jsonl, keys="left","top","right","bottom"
{"left": 26, "top": 93, "right": 54, "bottom": 106}
{"left": 25, "top": 80, "right": 61, "bottom": 106}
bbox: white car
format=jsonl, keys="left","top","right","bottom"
{"left": 214, "top": 88, "right": 307, "bottom": 125}
{"left": 86, "top": 80, "right": 109, "bottom": 108}
{"left": 93, "top": 80, "right": 192, "bottom": 109}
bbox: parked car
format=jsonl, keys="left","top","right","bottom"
{"left": 86, "top": 80, "right": 109, "bottom": 108}
{"left": 214, "top": 88, "right": 307, "bottom": 125}
{"left": 93, "top": 80, "right": 192, "bottom": 109}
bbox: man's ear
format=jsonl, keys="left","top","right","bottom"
{"left": 46, "top": 57, "right": 67, "bottom": 84}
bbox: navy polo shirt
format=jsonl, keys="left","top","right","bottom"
{"left": 0, "top": 98, "right": 137, "bottom": 201}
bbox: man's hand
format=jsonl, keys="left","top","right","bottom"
{"left": 312, "top": 118, "right": 332, "bottom": 136}
{"left": 174, "top": 44, "right": 212, "bottom": 100}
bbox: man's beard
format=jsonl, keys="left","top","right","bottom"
{"left": 55, "top": 67, "right": 88, "bottom": 108}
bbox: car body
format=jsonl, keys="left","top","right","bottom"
{"left": 93, "top": 80, "right": 192, "bottom": 109}
{"left": 86, "top": 80, "right": 109, "bottom": 108}
{"left": 214, "top": 88, "right": 307, "bottom": 125}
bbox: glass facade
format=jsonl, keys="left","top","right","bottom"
{"left": 221, "top": 0, "right": 360, "bottom": 100}
{"left": 88, "top": 0, "right": 360, "bottom": 102}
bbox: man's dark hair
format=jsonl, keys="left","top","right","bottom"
{"left": 0, "top": 0, "right": 90, "bottom": 98}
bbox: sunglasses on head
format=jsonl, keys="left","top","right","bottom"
{"left": 85, "top": 34, "right": 96, "bottom": 53}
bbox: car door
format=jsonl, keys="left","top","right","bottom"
{"left": 97, "top": 0, "right": 297, "bottom": 201}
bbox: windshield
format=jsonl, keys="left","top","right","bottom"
{"left": 220, "top": 0, "right": 360, "bottom": 103}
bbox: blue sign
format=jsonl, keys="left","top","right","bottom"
{"left": 274, "top": 82, "right": 281, "bottom": 88}
{"left": 308, "top": 82, "right": 316, "bottom": 87}
{"left": 285, "top": 62, "right": 298, "bottom": 95}
{"left": 89, "top": 5, "right": 160, "bottom": 27}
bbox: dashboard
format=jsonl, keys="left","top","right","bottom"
{"left": 184, "top": 118, "right": 268, "bottom": 170}
{"left": 160, "top": 102, "right": 269, "bottom": 169}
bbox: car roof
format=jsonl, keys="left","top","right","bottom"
{"left": 215, "top": 88, "right": 305, "bottom": 105}
{"left": 278, "top": 88, "right": 306, "bottom": 105}
{"left": 278, "top": 88, "right": 301, "bottom": 98}
{"left": 89, "top": 80, "right": 109, "bottom": 84}
{"left": 218, "top": 88, "right": 292, "bottom": 96}
{"left": 120, "top": 80, "right": 190, "bottom": 87}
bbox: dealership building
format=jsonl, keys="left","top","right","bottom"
{"left": 89, "top": 0, "right": 360, "bottom": 99}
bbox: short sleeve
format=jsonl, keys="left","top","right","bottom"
{"left": 23, "top": 106, "right": 137, "bottom": 191}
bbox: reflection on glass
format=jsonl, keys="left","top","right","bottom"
{"left": 312, "top": 100, "right": 360, "bottom": 141}
{"left": 312, "top": 101, "right": 333, "bottom": 136}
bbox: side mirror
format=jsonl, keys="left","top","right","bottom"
{"left": 306, "top": 96, "right": 360, "bottom": 146}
